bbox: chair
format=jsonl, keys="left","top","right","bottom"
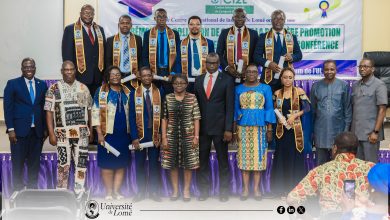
{"left": 4, "top": 207, "right": 74, "bottom": 220}
{"left": 363, "top": 51, "right": 390, "bottom": 106}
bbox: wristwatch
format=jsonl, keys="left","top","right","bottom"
{"left": 372, "top": 130, "right": 379, "bottom": 134}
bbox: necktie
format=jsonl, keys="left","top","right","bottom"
{"left": 159, "top": 32, "right": 165, "bottom": 67}
{"left": 145, "top": 89, "right": 153, "bottom": 128}
{"left": 87, "top": 26, "right": 95, "bottom": 45}
{"left": 237, "top": 28, "right": 242, "bottom": 61}
{"left": 122, "top": 36, "right": 130, "bottom": 73}
{"left": 205, "top": 74, "right": 213, "bottom": 99}
{"left": 29, "top": 80, "right": 35, "bottom": 125}
{"left": 192, "top": 39, "right": 200, "bottom": 70}
{"left": 275, "top": 32, "right": 282, "bottom": 55}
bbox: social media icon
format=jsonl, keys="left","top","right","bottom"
{"left": 277, "top": 206, "right": 285, "bottom": 214}
{"left": 297, "top": 206, "right": 305, "bottom": 214}
{"left": 287, "top": 206, "right": 295, "bottom": 214}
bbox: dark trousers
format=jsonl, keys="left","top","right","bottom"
{"left": 10, "top": 128, "right": 43, "bottom": 191}
{"left": 134, "top": 128, "right": 160, "bottom": 194}
{"left": 316, "top": 148, "right": 332, "bottom": 166}
{"left": 86, "top": 83, "right": 100, "bottom": 98}
{"left": 198, "top": 134, "right": 229, "bottom": 196}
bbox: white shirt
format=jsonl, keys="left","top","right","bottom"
{"left": 203, "top": 71, "right": 219, "bottom": 92}
{"left": 24, "top": 77, "right": 35, "bottom": 127}
{"left": 190, "top": 36, "right": 201, "bottom": 76}
{"left": 265, "top": 29, "right": 285, "bottom": 68}
{"left": 119, "top": 32, "right": 132, "bottom": 73}
{"left": 143, "top": 85, "right": 153, "bottom": 103}
{"left": 24, "top": 77, "right": 36, "bottom": 98}
{"left": 80, "top": 19, "right": 95, "bottom": 40}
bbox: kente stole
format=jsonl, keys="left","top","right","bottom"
{"left": 112, "top": 33, "right": 139, "bottom": 89}
{"left": 264, "top": 29, "right": 294, "bottom": 84}
{"left": 180, "top": 35, "right": 208, "bottom": 76}
{"left": 135, "top": 84, "right": 161, "bottom": 142}
{"left": 98, "top": 84, "right": 131, "bottom": 136}
{"left": 148, "top": 27, "right": 177, "bottom": 74}
{"left": 74, "top": 19, "right": 104, "bottom": 74}
{"left": 275, "top": 87, "right": 304, "bottom": 153}
{"left": 226, "top": 26, "right": 250, "bottom": 68}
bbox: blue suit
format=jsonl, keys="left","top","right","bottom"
{"left": 129, "top": 86, "right": 164, "bottom": 194}
{"left": 254, "top": 31, "right": 302, "bottom": 92}
{"left": 3, "top": 76, "right": 48, "bottom": 190}
{"left": 177, "top": 37, "right": 214, "bottom": 93}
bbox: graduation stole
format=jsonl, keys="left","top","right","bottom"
{"left": 180, "top": 35, "right": 208, "bottom": 76}
{"left": 112, "top": 33, "right": 139, "bottom": 89}
{"left": 74, "top": 19, "right": 104, "bottom": 74}
{"left": 134, "top": 84, "right": 161, "bottom": 142}
{"left": 275, "top": 87, "right": 304, "bottom": 153}
{"left": 148, "top": 26, "right": 177, "bottom": 74}
{"left": 98, "top": 84, "right": 131, "bottom": 136}
{"left": 226, "top": 26, "right": 250, "bottom": 68}
{"left": 264, "top": 29, "right": 294, "bottom": 84}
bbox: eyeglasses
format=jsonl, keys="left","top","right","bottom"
{"left": 173, "top": 82, "right": 187, "bottom": 86}
{"left": 206, "top": 61, "right": 219, "bottom": 65}
{"left": 22, "top": 66, "right": 36, "bottom": 70}
{"left": 358, "top": 65, "right": 373, "bottom": 69}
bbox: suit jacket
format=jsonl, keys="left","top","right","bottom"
{"left": 62, "top": 23, "right": 106, "bottom": 85}
{"left": 129, "top": 85, "right": 164, "bottom": 143}
{"left": 254, "top": 31, "right": 302, "bottom": 89}
{"left": 4, "top": 77, "right": 48, "bottom": 137}
{"left": 194, "top": 72, "right": 234, "bottom": 135}
{"left": 105, "top": 33, "right": 143, "bottom": 71}
{"left": 141, "top": 28, "right": 181, "bottom": 73}
{"left": 177, "top": 37, "right": 215, "bottom": 77}
{"left": 216, "top": 26, "right": 259, "bottom": 70}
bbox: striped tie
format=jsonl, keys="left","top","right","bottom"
{"left": 123, "top": 36, "right": 130, "bottom": 72}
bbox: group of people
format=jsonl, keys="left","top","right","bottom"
{"left": 4, "top": 4, "right": 388, "bottom": 209}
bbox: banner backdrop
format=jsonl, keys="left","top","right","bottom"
{"left": 99, "top": 0, "right": 362, "bottom": 77}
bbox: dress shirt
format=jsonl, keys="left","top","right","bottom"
{"left": 203, "top": 71, "right": 219, "bottom": 92}
{"left": 190, "top": 36, "right": 201, "bottom": 76}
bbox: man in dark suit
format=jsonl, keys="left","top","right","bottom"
{"left": 62, "top": 4, "right": 106, "bottom": 96}
{"left": 129, "top": 67, "right": 164, "bottom": 202}
{"left": 254, "top": 10, "right": 302, "bottom": 92}
{"left": 194, "top": 53, "right": 234, "bottom": 202}
{"left": 142, "top": 8, "right": 181, "bottom": 94}
{"left": 4, "top": 58, "right": 48, "bottom": 191}
{"left": 217, "top": 8, "right": 258, "bottom": 83}
{"left": 177, "top": 15, "right": 214, "bottom": 93}
{"left": 106, "top": 14, "right": 142, "bottom": 90}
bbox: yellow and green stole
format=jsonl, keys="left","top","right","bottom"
{"left": 98, "top": 84, "right": 131, "bottom": 136}
{"left": 148, "top": 26, "right": 177, "bottom": 74}
{"left": 74, "top": 19, "right": 104, "bottom": 74}
{"left": 226, "top": 26, "right": 250, "bottom": 68}
{"left": 112, "top": 33, "right": 139, "bottom": 89}
{"left": 180, "top": 35, "right": 208, "bottom": 76}
{"left": 264, "top": 29, "right": 294, "bottom": 84}
{"left": 275, "top": 87, "right": 304, "bottom": 153}
{"left": 134, "top": 84, "right": 161, "bottom": 142}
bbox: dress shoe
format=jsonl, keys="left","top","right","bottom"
{"left": 132, "top": 193, "right": 145, "bottom": 202}
{"left": 254, "top": 191, "right": 262, "bottom": 201}
{"left": 170, "top": 195, "right": 179, "bottom": 201}
{"left": 219, "top": 194, "right": 229, "bottom": 202}
{"left": 114, "top": 193, "right": 125, "bottom": 200}
{"left": 150, "top": 193, "right": 162, "bottom": 202}
{"left": 197, "top": 193, "right": 208, "bottom": 201}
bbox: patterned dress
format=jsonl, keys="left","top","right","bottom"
{"left": 234, "top": 84, "right": 276, "bottom": 171}
{"left": 161, "top": 93, "right": 201, "bottom": 169}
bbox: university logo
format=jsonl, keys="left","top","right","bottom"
{"left": 85, "top": 200, "right": 99, "bottom": 219}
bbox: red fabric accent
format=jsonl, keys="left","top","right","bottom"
{"left": 237, "top": 28, "right": 242, "bottom": 60}
{"left": 87, "top": 26, "right": 94, "bottom": 45}
{"left": 205, "top": 74, "right": 213, "bottom": 99}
